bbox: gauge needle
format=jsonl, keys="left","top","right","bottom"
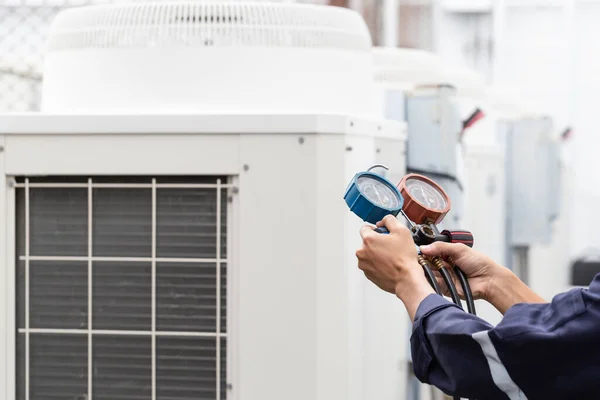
{"left": 419, "top": 186, "right": 427, "bottom": 203}
{"left": 373, "top": 185, "right": 383, "bottom": 203}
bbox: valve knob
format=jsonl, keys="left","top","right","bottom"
{"left": 441, "top": 230, "right": 474, "bottom": 248}
{"left": 413, "top": 224, "right": 437, "bottom": 245}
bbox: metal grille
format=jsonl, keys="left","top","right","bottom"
{"left": 46, "top": 1, "right": 372, "bottom": 53}
{"left": 15, "top": 176, "right": 230, "bottom": 400}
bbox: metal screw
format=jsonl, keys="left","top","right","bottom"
{"left": 227, "top": 383, "right": 233, "bottom": 390}
{"left": 350, "top": 121, "right": 354, "bottom": 127}
{"left": 232, "top": 187, "right": 239, "bottom": 194}
{"left": 7, "top": 179, "right": 15, "bottom": 188}
{"left": 376, "top": 148, "right": 381, "bottom": 153}
{"left": 377, "top": 126, "right": 382, "bottom": 131}
{"left": 0, "top": 146, "right": 4, "bottom": 152}
{"left": 243, "top": 164, "right": 249, "bottom": 172}
{"left": 298, "top": 137, "right": 305, "bottom": 144}
{"left": 345, "top": 146, "right": 353, "bottom": 152}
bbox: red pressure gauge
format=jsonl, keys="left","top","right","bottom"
{"left": 398, "top": 174, "right": 451, "bottom": 225}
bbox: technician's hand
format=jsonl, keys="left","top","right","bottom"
{"left": 419, "top": 242, "right": 502, "bottom": 301}
{"left": 356, "top": 215, "right": 434, "bottom": 321}
{"left": 420, "top": 241, "right": 547, "bottom": 314}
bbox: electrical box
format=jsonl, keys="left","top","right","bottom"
{"left": 500, "top": 117, "right": 555, "bottom": 246}
{"left": 405, "top": 86, "right": 462, "bottom": 178}
{"left": 383, "top": 90, "right": 407, "bottom": 124}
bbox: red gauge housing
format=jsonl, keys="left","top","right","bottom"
{"left": 398, "top": 174, "right": 451, "bottom": 225}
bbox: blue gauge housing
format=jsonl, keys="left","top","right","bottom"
{"left": 344, "top": 171, "right": 404, "bottom": 224}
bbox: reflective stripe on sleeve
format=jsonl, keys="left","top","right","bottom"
{"left": 472, "top": 330, "right": 528, "bottom": 400}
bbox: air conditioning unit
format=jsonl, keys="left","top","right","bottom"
{"left": 0, "top": 2, "right": 407, "bottom": 400}
{"left": 372, "top": 47, "right": 465, "bottom": 230}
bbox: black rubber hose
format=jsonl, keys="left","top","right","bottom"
{"left": 439, "top": 266, "right": 462, "bottom": 307}
{"left": 455, "top": 267, "right": 476, "bottom": 315}
{"left": 418, "top": 256, "right": 442, "bottom": 295}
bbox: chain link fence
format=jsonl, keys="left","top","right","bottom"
{"left": 0, "top": 1, "right": 128, "bottom": 112}
{"left": 0, "top": 1, "right": 94, "bottom": 112}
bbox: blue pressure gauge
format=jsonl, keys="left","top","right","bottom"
{"left": 344, "top": 164, "right": 404, "bottom": 224}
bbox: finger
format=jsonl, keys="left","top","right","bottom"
{"left": 355, "top": 247, "right": 365, "bottom": 260}
{"left": 419, "top": 241, "right": 468, "bottom": 259}
{"left": 359, "top": 225, "right": 378, "bottom": 240}
{"left": 378, "top": 214, "right": 407, "bottom": 234}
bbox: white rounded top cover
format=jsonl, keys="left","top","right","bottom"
{"left": 485, "top": 86, "right": 542, "bottom": 119}
{"left": 443, "top": 64, "right": 486, "bottom": 101}
{"left": 372, "top": 47, "right": 446, "bottom": 90}
{"left": 41, "top": 1, "right": 375, "bottom": 115}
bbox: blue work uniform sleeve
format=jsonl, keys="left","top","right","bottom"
{"left": 411, "top": 274, "right": 600, "bottom": 400}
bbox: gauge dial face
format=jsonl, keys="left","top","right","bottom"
{"left": 356, "top": 176, "right": 400, "bottom": 209}
{"left": 405, "top": 177, "right": 448, "bottom": 211}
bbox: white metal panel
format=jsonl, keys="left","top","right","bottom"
{"left": 4, "top": 134, "right": 240, "bottom": 176}
{"left": 464, "top": 144, "right": 506, "bottom": 265}
{"left": 0, "top": 134, "right": 6, "bottom": 398}
{"left": 315, "top": 134, "right": 357, "bottom": 400}
{"left": 227, "top": 175, "right": 240, "bottom": 400}
{"left": 238, "top": 134, "right": 319, "bottom": 400}
{"left": 344, "top": 135, "right": 373, "bottom": 400}
{"left": 3, "top": 166, "right": 16, "bottom": 400}
{"left": 0, "top": 114, "right": 404, "bottom": 137}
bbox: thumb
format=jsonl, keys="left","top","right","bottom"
{"left": 420, "top": 241, "right": 467, "bottom": 259}
{"left": 376, "top": 214, "right": 405, "bottom": 233}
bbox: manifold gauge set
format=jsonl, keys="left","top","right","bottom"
{"left": 344, "top": 165, "right": 477, "bottom": 317}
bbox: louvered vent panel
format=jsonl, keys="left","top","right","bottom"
{"left": 93, "top": 188, "right": 152, "bottom": 257}
{"left": 156, "top": 337, "right": 227, "bottom": 400}
{"left": 156, "top": 263, "right": 226, "bottom": 332}
{"left": 23, "top": 261, "right": 88, "bottom": 329}
{"left": 27, "top": 334, "right": 88, "bottom": 400}
{"left": 157, "top": 188, "right": 227, "bottom": 258}
{"left": 16, "top": 176, "right": 229, "bottom": 399}
{"left": 17, "top": 188, "right": 88, "bottom": 256}
{"left": 93, "top": 263, "right": 152, "bottom": 331}
{"left": 93, "top": 336, "right": 152, "bottom": 399}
